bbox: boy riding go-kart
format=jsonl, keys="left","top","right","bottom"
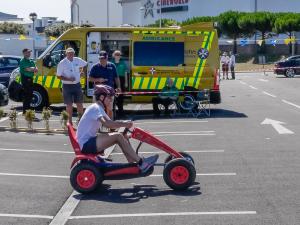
{"left": 69, "top": 84, "right": 196, "bottom": 194}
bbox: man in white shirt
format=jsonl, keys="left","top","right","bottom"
{"left": 229, "top": 51, "right": 236, "bottom": 80}
{"left": 220, "top": 52, "right": 230, "bottom": 80}
{"left": 57, "top": 48, "right": 87, "bottom": 124}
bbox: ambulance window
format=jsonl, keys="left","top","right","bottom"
{"left": 44, "top": 41, "right": 80, "bottom": 67}
{"left": 133, "top": 42, "right": 184, "bottom": 67}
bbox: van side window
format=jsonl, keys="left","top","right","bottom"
{"left": 133, "top": 42, "right": 184, "bottom": 67}
{"left": 44, "top": 41, "right": 81, "bottom": 67}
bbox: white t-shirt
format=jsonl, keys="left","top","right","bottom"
{"left": 57, "top": 57, "right": 87, "bottom": 84}
{"left": 76, "top": 103, "right": 110, "bottom": 149}
{"left": 220, "top": 56, "right": 230, "bottom": 65}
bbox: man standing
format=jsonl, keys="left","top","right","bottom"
{"left": 229, "top": 51, "right": 236, "bottom": 80}
{"left": 57, "top": 48, "right": 87, "bottom": 124}
{"left": 89, "top": 51, "right": 121, "bottom": 119}
{"left": 19, "top": 48, "right": 38, "bottom": 114}
{"left": 220, "top": 52, "right": 230, "bottom": 80}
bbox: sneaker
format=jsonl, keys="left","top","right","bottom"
{"left": 139, "top": 154, "right": 159, "bottom": 173}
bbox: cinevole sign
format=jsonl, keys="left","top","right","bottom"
{"left": 157, "top": 0, "right": 189, "bottom": 13}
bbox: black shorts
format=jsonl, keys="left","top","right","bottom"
{"left": 81, "top": 136, "right": 97, "bottom": 154}
{"left": 62, "top": 83, "right": 83, "bottom": 104}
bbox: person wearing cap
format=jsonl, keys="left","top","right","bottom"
{"left": 57, "top": 47, "right": 88, "bottom": 124}
{"left": 19, "top": 48, "right": 38, "bottom": 114}
{"left": 76, "top": 84, "right": 159, "bottom": 173}
{"left": 89, "top": 50, "right": 121, "bottom": 119}
{"left": 112, "top": 50, "right": 128, "bottom": 117}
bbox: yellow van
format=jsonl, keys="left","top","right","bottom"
{"left": 8, "top": 23, "right": 220, "bottom": 109}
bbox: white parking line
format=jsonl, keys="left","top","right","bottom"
{"left": 282, "top": 99, "right": 300, "bottom": 109}
{"left": 0, "top": 148, "right": 72, "bottom": 154}
{"left": 69, "top": 211, "right": 256, "bottom": 219}
{"left": 259, "top": 78, "right": 269, "bottom": 82}
{"left": 0, "top": 172, "right": 236, "bottom": 179}
{"left": 135, "top": 120, "right": 208, "bottom": 125}
{"left": 49, "top": 191, "right": 80, "bottom": 225}
{"left": 262, "top": 91, "right": 276, "bottom": 98}
{"left": 249, "top": 85, "right": 258, "bottom": 90}
{"left": 0, "top": 112, "right": 22, "bottom": 123}
{"left": 0, "top": 148, "right": 224, "bottom": 155}
{"left": 0, "top": 213, "right": 53, "bottom": 219}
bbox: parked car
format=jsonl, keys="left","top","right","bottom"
{"left": 274, "top": 55, "right": 300, "bottom": 78}
{"left": 0, "top": 83, "right": 8, "bottom": 106}
{"left": 0, "top": 55, "right": 21, "bottom": 87}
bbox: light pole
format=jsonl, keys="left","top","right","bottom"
{"left": 29, "top": 12, "right": 37, "bottom": 58}
{"left": 107, "top": 0, "right": 109, "bottom": 27}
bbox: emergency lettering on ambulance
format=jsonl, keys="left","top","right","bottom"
{"left": 8, "top": 23, "right": 220, "bottom": 109}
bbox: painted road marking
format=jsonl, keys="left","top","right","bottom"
{"left": 282, "top": 99, "right": 300, "bottom": 109}
{"left": 249, "top": 85, "right": 258, "bottom": 90}
{"left": 261, "top": 118, "right": 294, "bottom": 135}
{"left": 112, "top": 150, "right": 225, "bottom": 155}
{"left": 259, "top": 79, "right": 269, "bottom": 82}
{"left": 239, "top": 81, "right": 247, "bottom": 85}
{"left": 0, "top": 148, "right": 72, "bottom": 154}
{"left": 49, "top": 191, "right": 80, "bottom": 225}
{"left": 0, "top": 112, "right": 22, "bottom": 124}
{"left": 135, "top": 120, "right": 208, "bottom": 125}
{"left": 0, "top": 213, "right": 53, "bottom": 219}
{"left": 155, "top": 133, "right": 215, "bottom": 137}
{"left": 0, "top": 172, "right": 235, "bottom": 179}
{"left": 0, "top": 148, "right": 224, "bottom": 155}
{"left": 262, "top": 91, "right": 276, "bottom": 98}
{"left": 69, "top": 211, "right": 256, "bottom": 219}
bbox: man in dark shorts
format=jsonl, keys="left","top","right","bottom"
{"left": 76, "top": 84, "right": 158, "bottom": 173}
{"left": 88, "top": 51, "right": 121, "bottom": 119}
{"left": 57, "top": 48, "right": 87, "bottom": 124}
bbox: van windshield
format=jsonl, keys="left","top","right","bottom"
{"left": 133, "top": 42, "right": 184, "bottom": 66}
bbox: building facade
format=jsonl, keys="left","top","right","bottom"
{"left": 119, "top": 0, "right": 300, "bottom": 26}
{"left": 71, "top": 0, "right": 122, "bottom": 26}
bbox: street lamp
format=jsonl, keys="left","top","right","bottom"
{"left": 29, "top": 12, "right": 37, "bottom": 58}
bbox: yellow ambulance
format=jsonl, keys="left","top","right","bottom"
{"left": 9, "top": 23, "right": 220, "bottom": 109}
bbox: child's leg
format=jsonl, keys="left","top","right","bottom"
{"left": 96, "top": 133, "right": 140, "bottom": 163}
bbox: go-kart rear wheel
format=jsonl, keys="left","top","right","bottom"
{"left": 164, "top": 152, "right": 195, "bottom": 165}
{"left": 70, "top": 163, "right": 103, "bottom": 194}
{"left": 163, "top": 158, "right": 196, "bottom": 191}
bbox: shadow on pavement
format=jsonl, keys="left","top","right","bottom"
{"left": 76, "top": 183, "right": 201, "bottom": 204}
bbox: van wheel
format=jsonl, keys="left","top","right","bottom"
{"left": 285, "top": 68, "right": 295, "bottom": 78}
{"left": 30, "top": 85, "right": 49, "bottom": 110}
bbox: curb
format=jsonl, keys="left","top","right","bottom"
{"left": 0, "top": 126, "right": 68, "bottom": 135}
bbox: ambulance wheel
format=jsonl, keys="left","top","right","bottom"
{"left": 164, "top": 152, "right": 194, "bottom": 165}
{"left": 70, "top": 163, "right": 103, "bottom": 194}
{"left": 30, "top": 85, "right": 49, "bottom": 110}
{"left": 163, "top": 158, "right": 196, "bottom": 191}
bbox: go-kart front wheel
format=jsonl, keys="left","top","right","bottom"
{"left": 163, "top": 158, "right": 196, "bottom": 191}
{"left": 70, "top": 163, "right": 103, "bottom": 194}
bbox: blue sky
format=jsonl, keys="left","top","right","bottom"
{"left": 0, "top": 0, "right": 70, "bottom": 22}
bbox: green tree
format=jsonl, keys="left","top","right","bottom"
{"left": 274, "top": 13, "right": 300, "bottom": 54}
{"left": 218, "top": 11, "right": 246, "bottom": 54}
{"left": 0, "top": 22, "right": 26, "bottom": 34}
{"left": 45, "top": 23, "right": 76, "bottom": 37}
{"left": 146, "top": 18, "right": 179, "bottom": 27}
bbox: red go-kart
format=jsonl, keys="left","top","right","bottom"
{"left": 68, "top": 124, "right": 196, "bottom": 194}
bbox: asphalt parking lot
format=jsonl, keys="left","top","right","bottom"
{"left": 0, "top": 72, "right": 300, "bottom": 225}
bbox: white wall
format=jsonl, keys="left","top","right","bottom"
{"left": 72, "top": 0, "right": 122, "bottom": 27}
{"left": 257, "top": 0, "right": 300, "bottom": 12}
{"left": 121, "top": 1, "right": 141, "bottom": 25}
